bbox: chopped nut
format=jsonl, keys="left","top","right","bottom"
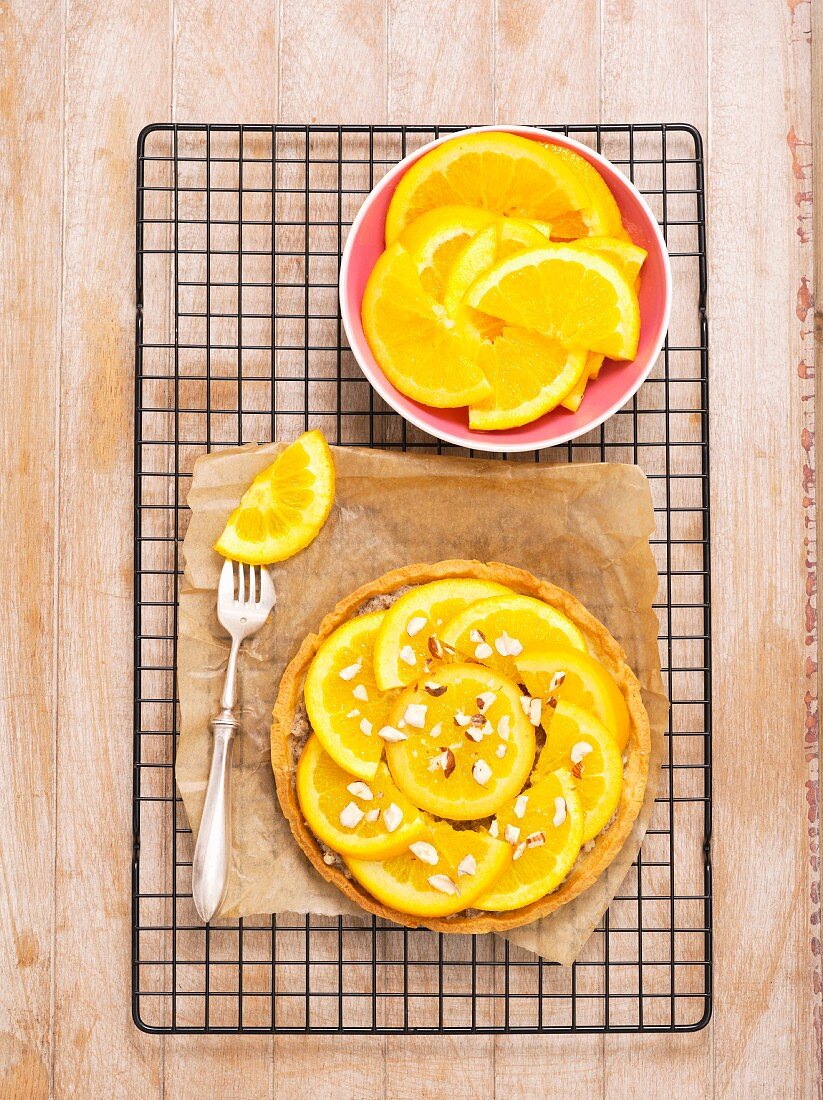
{"left": 427, "top": 874, "right": 459, "bottom": 895}
{"left": 442, "top": 748, "right": 456, "bottom": 777}
{"left": 457, "top": 854, "right": 477, "bottom": 877}
{"left": 409, "top": 841, "right": 439, "bottom": 865}
{"left": 498, "top": 714, "right": 511, "bottom": 740}
{"left": 406, "top": 615, "right": 427, "bottom": 637}
{"left": 424, "top": 680, "right": 447, "bottom": 697}
{"left": 488, "top": 818, "right": 499, "bottom": 838}
{"left": 339, "top": 802, "right": 364, "bottom": 829}
{"left": 323, "top": 851, "right": 337, "bottom": 865}
{"left": 513, "top": 794, "right": 529, "bottom": 819}
{"left": 526, "top": 830, "right": 546, "bottom": 847}
{"left": 552, "top": 797, "right": 567, "bottom": 827}
{"left": 474, "top": 642, "right": 494, "bottom": 660}
{"left": 495, "top": 631, "right": 523, "bottom": 657}
{"left": 470, "top": 712, "right": 487, "bottom": 728}
{"left": 364, "top": 808, "right": 380, "bottom": 823}
{"left": 465, "top": 727, "right": 484, "bottom": 743}
{"left": 427, "top": 635, "right": 444, "bottom": 660}
{"left": 428, "top": 721, "right": 443, "bottom": 739}
{"left": 570, "top": 741, "right": 594, "bottom": 764}
{"left": 472, "top": 759, "right": 493, "bottom": 786}
{"left": 346, "top": 781, "right": 373, "bottom": 800}
{"left": 469, "top": 628, "right": 486, "bottom": 643}
{"left": 345, "top": 708, "right": 360, "bottom": 719}
{"left": 572, "top": 761, "right": 584, "bottom": 779}
{"left": 359, "top": 718, "right": 373, "bottom": 737}
{"left": 528, "top": 697, "right": 542, "bottom": 726}
{"left": 519, "top": 695, "right": 532, "bottom": 717}
{"left": 453, "top": 709, "right": 471, "bottom": 727}
{"left": 399, "top": 645, "right": 417, "bottom": 666}
{"left": 383, "top": 803, "right": 403, "bottom": 832}
{"left": 352, "top": 683, "right": 368, "bottom": 702}
{"left": 338, "top": 659, "right": 362, "bottom": 681}
{"left": 378, "top": 725, "right": 407, "bottom": 743}
{"left": 504, "top": 823, "right": 521, "bottom": 845}
{"left": 404, "top": 702, "right": 428, "bottom": 728}
{"left": 546, "top": 695, "right": 558, "bottom": 710}
{"left": 512, "top": 841, "right": 527, "bottom": 861}
{"left": 549, "top": 670, "right": 566, "bottom": 692}
{"left": 476, "top": 691, "right": 497, "bottom": 712}
{"left": 495, "top": 742, "right": 507, "bottom": 758}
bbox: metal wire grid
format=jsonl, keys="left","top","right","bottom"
{"left": 133, "top": 122, "right": 711, "bottom": 1034}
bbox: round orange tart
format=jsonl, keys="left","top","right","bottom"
{"left": 270, "top": 560, "right": 651, "bottom": 932}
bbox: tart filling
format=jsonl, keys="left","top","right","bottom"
{"left": 271, "top": 561, "right": 651, "bottom": 933}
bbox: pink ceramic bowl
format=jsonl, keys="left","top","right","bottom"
{"left": 339, "top": 125, "right": 671, "bottom": 453}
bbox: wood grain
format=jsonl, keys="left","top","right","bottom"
{"left": 0, "top": 0, "right": 819, "bottom": 1095}
{"left": 0, "top": 3, "right": 61, "bottom": 1097}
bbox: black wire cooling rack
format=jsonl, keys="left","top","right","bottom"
{"left": 133, "top": 122, "right": 711, "bottom": 1034}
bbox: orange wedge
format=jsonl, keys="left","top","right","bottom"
{"left": 566, "top": 235, "right": 647, "bottom": 282}
{"left": 385, "top": 132, "right": 589, "bottom": 244}
{"left": 465, "top": 244, "right": 641, "bottom": 361}
{"left": 559, "top": 351, "right": 606, "bottom": 413}
{"left": 361, "top": 242, "right": 491, "bottom": 407}
{"left": 546, "top": 146, "right": 625, "bottom": 240}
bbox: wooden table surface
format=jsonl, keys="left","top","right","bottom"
{"left": 2, "top": 1, "right": 820, "bottom": 1096}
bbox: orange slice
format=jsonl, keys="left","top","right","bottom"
{"left": 384, "top": 664, "right": 536, "bottom": 821}
{"left": 465, "top": 244, "right": 641, "bottom": 361}
{"left": 296, "top": 734, "right": 426, "bottom": 859}
{"left": 345, "top": 819, "right": 511, "bottom": 917}
{"left": 214, "top": 431, "right": 335, "bottom": 565}
{"left": 474, "top": 770, "right": 583, "bottom": 911}
{"left": 532, "top": 700, "right": 623, "bottom": 843}
{"left": 559, "top": 351, "right": 605, "bottom": 413}
{"left": 566, "top": 235, "right": 647, "bottom": 282}
{"left": 440, "top": 594, "right": 586, "bottom": 683}
{"left": 361, "top": 242, "right": 491, "bottom": 407}
{"left": 546, "top": 146, "right": 625, "bottom": 240}
{"left": 469, "top": 328, "right": 588, "bottom": 430}
{"left": 385, "top": 132, "right": 589, "bottom": 244}
{"left": 303, "top": 611, "right": 397, "bottom": 781}
{"left": 372, "top": 578, "right": 512, "bottom": 691}
{"left": 515, "top": 644, "right": 631, "bottom": 750}
{"left": 398, "top": 205, "right": 500, "bottom": 302}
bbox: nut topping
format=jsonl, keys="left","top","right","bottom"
{"left": 338, "top": 659, "right": 362, "bottom": 681}
{"left": 403, "top": 702, "right": 428, "bottom": 728}
{"left": 528, "top": 697, "right": 542, "bottom": 726}
{"left": 469, "top": 628, "right": 486, "bottom": 643}
{"left": 382, "top": 803, "right": 403, "bottom": 832}
{"left": 495, "top": 742, "right": 507, "bottom": 758}
{"left": 504, "top": 823, "right": 521, "bottom": 845}
{"left": 428, "top": 721, "right": 443, "bottom": 739}
{"left": 406, "top": 615, "right": 427, "bottom": 637}
{"left": 346, "top": 708, "right": 360, "bottom": 719}
{"left": 552, "top": 797, "right": 567, "bottom": 827}
{"left": 346, "top": 781, "right": 373, "bottom": 800}
{"left": 526, "top": 830, "right": 546, "bottom": 847}
{"left": 512, "top": 841, "right": 527, "bottom": 861}
{"left": 519, "top": 695, "right": 532, "bottom": 717}
{"left": 427, "top": 635, "right": 444, "bottom": 660}
{"left": 497, "top": 714, "right": 510, "bottom": 740}
{"left": 476, "top": 691, "right": 497, "bottom": 712}
{"left": 427, "top": 874, "right": 459, "bottom": 895}
{"left": 339, "top": 802, "right": 364, "bottom": 829}
{"left": 474, "top": 642, "right": 494, "bottom": 660}
{"left": 457, "top": 854, "right": 477, "bottom": 877}
{"left": 549, "top": 670, "right": 566, "bottom": 692}
{"left": 359, "top": 718, "right": 373, "bottom": 737}
{"left": 378, "top": 725, "right": 407, "bottom": 742}
{"left": 442, "top": 747, "right": 456, "bottom": 777}
{"left": 494, "top": 631, "right": 523, "bottom": 657}
{"left": 513, "top": 794, "right": 529, "bottom": 819}
{"left": 488, "top": 818, "right": 499, "bottom": 838}
{"left": 399, "top": 644, "right": 417, "bottom": 666}
{"left": 352, "top": 683, "right": 369, "bottom": 701}
{"left": 453, "top": 709, "right": 472, "bottom": 727}
{"left": 409, "top": 841, "right": 439, "bottom": 865}
{"left": 472, "top": 759, "right": 493, "bottom": 786}
{"left": 365, "top": 808, "right": 381, "bottom": 823}
{"left": 424, "top": 680, "right": 447, "bottom": 697}
{"left": 570, "top": 740, "right": 594, "bottom": 764}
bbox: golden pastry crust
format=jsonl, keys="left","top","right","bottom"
{"left": 270, "top": 559, "right": 651, "bottom": 933}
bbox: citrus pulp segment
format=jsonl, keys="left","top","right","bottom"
{"left": 559, "top": 351, "right": 605, "bottom": 413}
{"left": 532, "top": 700, "right": 623, "bottom": 843}
{"left": 474, "top": 770, "right": 583, "bottom": 911}
{"left": 515, "top": 644, "right": 631, "bottom": 750}
{"left": 440, "top": 594, "right": 586, "bottom": 683}
{"left": 372, "top": 578, "right": 513, "bottom": 691}
{"left": 214, "top": 430, "right": 335, "bottom": 564}
{"left": 544, "top": 145, "right": 625, "bottom": 240}
{"left": 465, "top": 244, "right": 641, "bottom": 360}
{"left": 384, "top": 132, "right": 589, "bottom": 244}
{"left": 361, "top": 242, "right": 492, "bottom": 407}
{"left": 469, "top": 328, "right": 588, "bottom": 430}
{"left": 296, "top": 735, "right": 427, "bottom": 859}
{"left": 384, "top": 663, "right": 536, "bottom": 821}
{"left": 565, "top": 235, "right": 647, "bottom": 282}
{"left": 398, "top": 205, "right": 500, "bottom": 302}
{"left": 345, "top": 819, "right": 511, "bottom": 917}
{"left": 303, "top": 610, "right": 396, "bottom": 781}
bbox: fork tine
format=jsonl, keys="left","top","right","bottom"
{"left": 237, "top": 561, "right": 245, "bottom": 604}
{"left": 259, "top": 565, "right": 276, "bottom": 606}
{"left": 248, "top": 565, "right": 257, "bottom": 605}
{"left": 217, "top": 557, "right": 234, "bottom": 606}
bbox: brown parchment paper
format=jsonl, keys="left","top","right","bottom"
{"left": 176, "top": 442, "right": 667, "bottom": 965}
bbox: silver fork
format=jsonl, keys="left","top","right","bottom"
{"left": 192, "top": 558, "right": 276, "bottom": 922}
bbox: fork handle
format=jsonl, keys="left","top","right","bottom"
{"left": 192, "top": 713, "right": 238, "bottom": 922}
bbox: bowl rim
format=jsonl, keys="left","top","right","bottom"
{"left": 339, "top": 123, "right": 672, "bottom": 453}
